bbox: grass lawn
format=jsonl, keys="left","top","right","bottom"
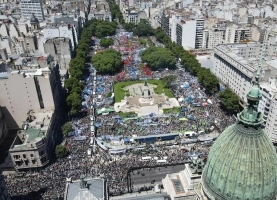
{"left": 114, "top": 80, "right": 174, "bottom": 102}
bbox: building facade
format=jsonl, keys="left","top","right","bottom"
{"left": 176, "top": 18, "right": 204, "bottom": 50}
{"left": 20, "top": 0, "right": 45, "bottom": 21}
{"left": 9, "top": 108, "right": 62, "bottom": 170}
{"left": 212, "top": 43, "right": 277, "bottom": 141}
{"left": 43, "top": 38, "right": 73, "bottom": 69}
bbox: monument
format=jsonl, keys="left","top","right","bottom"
{"left": 114, "top": 80, "right": 179, "bottom": 116}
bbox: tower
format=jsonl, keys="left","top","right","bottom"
{"left": 30, "top": 13, "right": 40, "bottom": 30}
{"left": 200, "top": 29, "right": 277, "bottom": 200}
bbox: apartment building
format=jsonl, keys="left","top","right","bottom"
{"left": 202, "top": 28, "right": 226, "bottom": 49}
{"left": 0, "top": 57, "right": 63, "bottom": 129}
{"left": 20, "top": 0, "right": 45, "bottom": 21}
{"left": 9, "top": 108, "right": 62, "bottom": 170}
{"left": 176, "top": 18, "right": 204, "bottom": 50}
{"left": 258, "top": 77, "right": 277, "bottom": 142}
{"left": 212, "top": 43, "right": 277, "bottom": 141}
{"left": 225, "top": 24, "right": 252, "bottom": 43}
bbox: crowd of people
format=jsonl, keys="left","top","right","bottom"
{"left": 4, "top": 33, "right": 235, "bottom": 199}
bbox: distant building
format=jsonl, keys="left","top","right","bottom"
{"left": 65, "top": 176, "right": 108, "bottom": 200}
{"left": 202, "top": 28, "right": 226, "bottom": 49}
{"left": 9, "top": 109, "right": 62, "bottom": 170}
{"left": 20, "top": 0, "right": 45, "bottom": 21}
{"left": 0, "top": 168, "right": 10, "bottom": 200}
{"left": 44, "top": 37, "right": 73, "bottom": 69}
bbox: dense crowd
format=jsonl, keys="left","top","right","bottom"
{"left": 5, "top": 33, "right": 234, "bottom": 200}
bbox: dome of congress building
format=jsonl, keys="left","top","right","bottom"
{"left": 201, "top": 73, "right": 277, "bottom": 200}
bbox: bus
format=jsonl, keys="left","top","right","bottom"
{"left": 90, "top": 137, "right": 94, "bottom": 146}
{"left": 87, "top": 148, "right": 92, "bottom": 157}
{"left": 157, "top": 160, "right": 167, "bottom": 164}
{"left": 140, "top": 156, "right": 152, "bottom": 161}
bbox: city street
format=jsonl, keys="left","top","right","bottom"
{"left": 131, "top": 164, "right": 186, "bottom": 185}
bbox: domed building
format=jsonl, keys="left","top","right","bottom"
{"left": 200, "top": 71, "right": 277, "bottom": 199}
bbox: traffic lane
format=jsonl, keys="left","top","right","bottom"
{"left": 130, "top": 165, "right": 185, "bottom": 185}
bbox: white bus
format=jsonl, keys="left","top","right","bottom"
{"left": 87, "top": 148, "right": 92, "bottom": 157}
{"left": 90, "top": 137, "right": 94, "bottom": 146}
{"left": 140, "top": 156, "right": 152, "bottom": 161}
{"left": 157, "top": 160, "right": 167, "bottom": 164}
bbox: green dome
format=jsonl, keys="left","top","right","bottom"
{"left": 247, "top": 84, "right": 261, "bottom": 100}
{"left": 202, "top": 123, "right": 277, "bottom": 200}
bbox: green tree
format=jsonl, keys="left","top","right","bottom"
{"left": 100, "top": 38, "right": 114, "bottom": 48}
{"left": 95, "top": 22, "right": 116, "bottom": 38}
{"left": 92, "top": 49, "right": 122, "bottom": 74}
{"left": 218, "top": 88, "right": 240, "bottom": 113}
{"left": 61, "top": 122, "right": 73, "bottom": 137}
{"left": 55, "top": 145, "right": 68, "bottom": 158}
{"left": 141, "top": 47, "right": 176, "bottom": 70}
{"left": 64, "top": 77, "right": 83, "bottom": 92}
{"left": 133, "top": 19, "right": 153, "bottom": 37}
{"left": 162, "top": 75, "right": 177, "bottom": 86}
{"left": 66, "top": 92, "right": 82, "bottom": 115}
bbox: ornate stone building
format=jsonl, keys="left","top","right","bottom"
{"left": 200, "top": 67, "right": 277, "bottom": 199}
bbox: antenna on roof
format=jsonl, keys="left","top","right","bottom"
{"left": 256, "top": 27, "right": 267, "bottom": 83}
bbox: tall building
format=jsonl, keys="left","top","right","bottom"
{"left": 20, "top": 0, "right": 45, "bottom": 21}
{"left": 0, "top": 168, "right": 10, "bottom": 200}
{"left": 0, "top": 57, "right": 63, "bottom": 129}
{"left": 200, "top": 65, "right": 277, "bottom": 199}
{"left": 176, "top": 18, "right": 204, "bottom": 50}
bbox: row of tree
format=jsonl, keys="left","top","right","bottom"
{"left": 154, "top": 27, "right": 219, "bottom": 93}
{"left": 154, "top": 28, "right": 239, "bottom": 112}
{"left": 65, "top": 19, "right": 117, "bottom": 115}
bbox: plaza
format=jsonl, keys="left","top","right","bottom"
{"left": 114, "top": 80, "right": 180, "bottom": 116}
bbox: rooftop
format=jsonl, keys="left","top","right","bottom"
{"left": 65, "top": 178, "right": 106, "bottom": 200}
{"left": 10, "top": 109, "right": 53, "bottom": 150}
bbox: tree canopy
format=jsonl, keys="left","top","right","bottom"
{"left": 92, "top": 49, "right": 122, "bottom": 74}
{"left": 66, "top": 19, "right": 117, "bottom": 116}
{"left": 162, "top": 75, "right": 177, "bottom": 86}
{"left": 133, "top": 19, "right": 153, "bottom": 37}
{"left": 55, "top": 145, "right": 68, "bottom": 158}
{"left": 141, "top": 47, "right": 176, "bottom": 70}
{"left": 95, "top": 21, "right": 117, "bottom": 38}
{"left": 218, "top": 88, "right": 240, "bottom": 113}
{"left": 61, "top": 122, "right": 73, "bottom": 137}
{"left": 153, "top": 28, "right": 219, "bottom": 94}
{"left": 100, "top": 38, "right": 114, "bottom": 48}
